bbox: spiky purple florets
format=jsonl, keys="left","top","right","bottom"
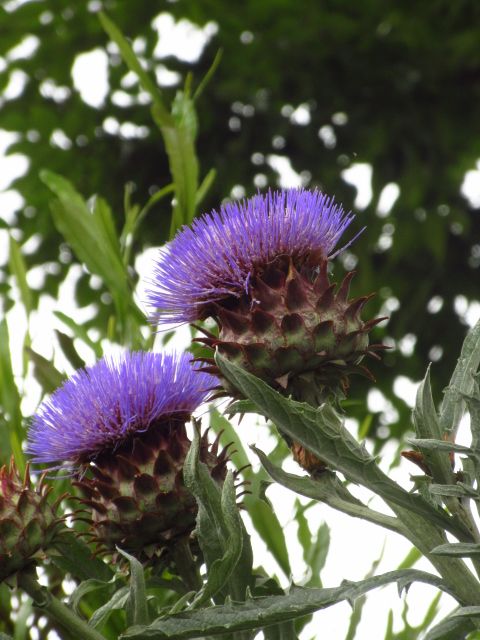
{"left": 147, "top": 188, "right": 359, "bottom": 324}
{"left": 27, "top": 352, "right": 215, "bottom": 466}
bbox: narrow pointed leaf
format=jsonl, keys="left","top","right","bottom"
{"left": 89, "top": 586, "right": 130, "bottom": 630}
{"left": 98, "top": 12, "right": 168, "bottom": 121}
{"left": 184, "top": 429, "right": 252, "bottom": 606}
{"left": 54, "top": 311, "right": 103, "bottom": 358}
{"left": 9, "top": 235, "right": 33, "bottom": 314}
{"left": 25, "top": 347, "right": 65, "bottom": 394}
{"left": 440, "top": 319, "right": 480, "bottom": 435}
{"left": 413, "top": 366, "right": 453, "bottom": 485}
{"left": 117, "top": 548, "right": 149, "bottom": 627}
{"left": 209, "top": 408, "right": 291, "bottom": 577}
{"left": 0, "top": 319, "right": 24, "bottom": 468}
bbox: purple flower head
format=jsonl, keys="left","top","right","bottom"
{"left": 147, "top": 188, "right": 361, "bottom": 324}
{"left": 27, "top": 351, "right": 215, "bottom": 467}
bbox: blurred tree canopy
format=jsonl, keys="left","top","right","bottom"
{"left": 1, "top": 0, "right": 480, "bottom": 447}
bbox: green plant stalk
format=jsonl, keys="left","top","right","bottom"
{"left": 17, "top": 570, "right": 106, "bottom": 640}
{"left": 386, "top": 503, "right": 480, "bottom": 610}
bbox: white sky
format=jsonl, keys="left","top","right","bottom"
{"left": 1, "top": 8, "right": 480, "bottom": 639}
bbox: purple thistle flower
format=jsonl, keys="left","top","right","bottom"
{"left": 147, "top": 188, "right": 361, "bottom": 324}
{"left": 27, "top": 351, "right": 215, "bottom": 467}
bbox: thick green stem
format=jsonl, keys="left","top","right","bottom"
{"left": 17, "top": 569, "right": 105, "bottom": 640}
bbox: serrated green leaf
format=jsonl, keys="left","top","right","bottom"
{"left": 414, "top": 366, "right": 442, "bottom": 439}
{"left": 429, "top": 483, "right": 479, "bottom": 499}
{"left": 408, "top": 438, "right": 479, "bottom": 457}
{"left": 120, "top": 570, "right": 450, "bottom": 639}
{"left": 117, "top": 548, "right": 149, "bottom": 627}
{"left": 225, "top": 400, "right": 261, "bottom": 417}
{"left": 216, "top": 354, "right": 469, "bottom": 540}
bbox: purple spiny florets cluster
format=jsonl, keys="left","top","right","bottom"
{"left": 147, "top": 188, "right": 358, "bottom": 324}
{"left": 27, "top": 351, "right": 215, "bottom": 466}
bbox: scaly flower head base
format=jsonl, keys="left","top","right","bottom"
{"left": 75, "top": 421, "right": 228, "bottom": 563}
{"left": 196, "top": 256, "right": 385, "bottom": 404}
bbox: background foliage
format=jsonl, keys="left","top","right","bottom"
{"left": 2, "top": 0, "right": 480, "bottom": 450}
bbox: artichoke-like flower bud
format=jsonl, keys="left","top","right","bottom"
{"left": 148, "top": 189, "right": 384, "bottom": 404}
{"left": 27, "top": 352, "right": 223, "bottom": 563}
{"left": 0, "top": 459, "right": 64, "bottom": 582}
{"left": 147, "top": 189, "right": 385, "bottom": 472}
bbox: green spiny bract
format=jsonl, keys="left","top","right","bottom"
{"left": 197, "top": 257, "right": 385, "bottom": 408}
{"left": 0, "top": 459, "right": 64, "bottom": 582}
{"left": 75, "top": 420, "right": 228, "bottom": 564}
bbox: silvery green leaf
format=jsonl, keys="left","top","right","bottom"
{"left": 215, "top": 354, "right": 469, "bottom": 539}
{"left": 429, "top": 484, "right": 479, "bottom": 499}
{"left": 431, "top": 543, "right": 480, "bottom": 557}
{"left": 252, "top": 446, "right": 403, "bottom": 535}
{"left": 407, "top": 438, "right": 480, "bottom": 457}
{"left": 120, "top": 570, "right": 450, "bottom": 639}
{"left": 413, "top": 366, "right": 441, "bottom": 439}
